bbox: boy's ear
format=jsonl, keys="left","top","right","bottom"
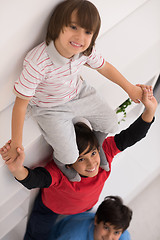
{"left": 94, "top": 215, "right": 98, "bottom": 226}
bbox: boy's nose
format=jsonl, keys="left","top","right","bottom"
{"left": 104, "top": 232, "right": 114, "bottom": 240}
{"left": 87, "top": 159, "right": 94, "bottom": 167}
{"left": 75, "top": 29, "right": 84, "bottom": 40}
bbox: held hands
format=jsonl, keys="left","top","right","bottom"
{"left": 139, "top": 84, "right": 157, "bottom": 122}
{"left": 0, "top": 141, "right": 27, "bottom": 179}
{"left": 141, "top": 85, "right": 157, "bottom": 110}
{"left": 128, "top": 84, "right": 153, "bottom": 103}
{"left": 1, "top": 141, "right": 20, "bottom": 163}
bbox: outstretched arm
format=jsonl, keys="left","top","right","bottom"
{"left": 140, "top": 86, "right": 157, "bottom": 122}
{"left": 97, "top": 62, "right": 153, "bottom": 103}
{"left": 0, "top": 143, "right": 52, "bottom": 189}
{"left": 1, "top": 143, "right": 28, "bottom": 180}
{"left": 114, "top": 85, "right": 157, "bottom": 151}
{"left": 2, "top": 97, "right": 30, "bottom": 163}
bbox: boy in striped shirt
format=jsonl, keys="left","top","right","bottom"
{"left": 2, "top": 0, "right": 150, "bottom": 181}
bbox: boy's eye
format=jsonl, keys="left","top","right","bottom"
{"left": 114, "top": 231, "right": 121, "bottom": 235}
{"left": 78, "top": 158, "right": 85, "bottom": 162}
{"left": 91, "top": 150, "right": 96, "bottom": 156}
{"left": 70, "top": 25, "right": 77, "bottom": 30}
{"left": 85, "top": 30, "right": 92, "bottom": 35}
{"left": 104, "top": 225, "right": 109, "bottom": 230}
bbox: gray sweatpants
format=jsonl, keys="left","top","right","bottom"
{"left": 30, "top": 81, "right": 118, "bottom": 165}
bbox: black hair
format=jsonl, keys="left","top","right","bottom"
{"left": 95, "top": 196, "right": 132, "bottom": 232}
{"left": 74, "top": 122, "right": 99, "bottom": 155}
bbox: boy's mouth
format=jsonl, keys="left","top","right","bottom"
{"left": 70, "top": 41, "right": 82, "bottom": 47}
{"left": 86, "top": 166, "right": 97, "bottom": 172}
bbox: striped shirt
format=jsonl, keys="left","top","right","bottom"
{"left": 14, "top": 41, "right": 105, "bottom": 107}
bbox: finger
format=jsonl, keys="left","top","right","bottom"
{"left": 3, "top": 156, "right": 12, "bottom": 161}
{"left": 5, "top": 159, "right": 12, "bottom": 165}
{"left": 3, "top": 145, "right": 10, "bottom": 152}
{"left": 5, "top": 157, "right": 15, "bottom": 164}
{"left": 1, "top": 151, "right": 10, "bottom": 158}
{"left": 1, "top": 147, "right": 7, "bottom": 152}
{"left": 142, "top": 87, "right": 148, "bottom": 99}
{"left": 145, "top": 85, "right": 152, "bottom": 92}
{"left": 17, "top": 147, "right": 25, "bottom": 158}
{"left": 133, "top": 99, "right": 140, "bottom": 103}
{"left": 5, "top": 143, "right": 11, "bottom": 150}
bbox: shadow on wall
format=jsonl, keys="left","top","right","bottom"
{"left": 153, "top": 74, "right": 160, "bottom": 103}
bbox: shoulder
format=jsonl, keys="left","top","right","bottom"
{"left": 56, "top": 213, "right": 94, "bottom": 239}
{"left": 103, "top": 136, "right": 120, "bottom": 154}
{"left": 24, "top": 42, "right": 49, "bottom": 68}
{"left": 85, "top": 47, "right": 105, "bottom": 69}
{"left": 44, "top": 161, "right": 64, "bottom": 185}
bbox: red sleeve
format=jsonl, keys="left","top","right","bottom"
{"left": 45, "top": 161, "right": 63, "bottom": 186}
{"left": 102, "top": 136, "right": 121, "bottom": 164}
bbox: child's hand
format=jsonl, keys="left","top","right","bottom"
{"left": 128, "top": 84, "right": 153, "bottom": 103}
{"left": 128, "top": 85, "right": 143, "bottom": 103}
{"left": 141, "top": 85, "right": 157, "bottom": 112}
{"left": 136, "top": 84, "right": 153, "bottom": 100}
{"left": 140, "top": 85, "right": 157, "bottom": 122}
{"left": 0, "top": 141, "right": 27, "bottom": 179}
{"left": 0, "top": 141, "right": 19, "bottom": 163}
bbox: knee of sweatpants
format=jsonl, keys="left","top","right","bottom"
{"left": 95, "top": 113, "right": 118, "bottom": 134}
{"left": 53, "top": 142, "right": 79, "bottom": 165}
{"left": 108, "top": 113, "right": 118, "bottom": 133}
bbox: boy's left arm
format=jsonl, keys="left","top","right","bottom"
{"left": 97, "top": 62, "right": 152, "bottom": 103}
{"left": 114, "top": 86, "right": 157, "bottom": 151}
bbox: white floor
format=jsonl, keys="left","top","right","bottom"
{"left": 128, "top": 174, "right": 160, "bottom": 240}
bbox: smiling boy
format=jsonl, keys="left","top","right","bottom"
{"left": 0, "top": 86, "right": 157, "bottom": 240}
{"left": 48, "top": 196, "right": 132, "bottom": 240}
{"left": 4, "top": 0, "right": 149, "bottom": 183}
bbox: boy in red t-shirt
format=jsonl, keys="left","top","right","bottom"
{"left": 0, "top": 86, "right": 157, "bottom": 240}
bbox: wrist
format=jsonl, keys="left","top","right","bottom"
{"left": 10, "top": 141, "right": 23, "bottom": 149}
{"left": 13, "top": 167, "right": 28, "bottom": 180}
{"left": 122, "top": 82, "right": 133, "bottom": 95}
{"left": 141, "top": 109, "right": 154, "bottom": 123}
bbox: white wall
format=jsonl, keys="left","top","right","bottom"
{"left": 0, "top": 0, "right": 160, "bottom": 239}
{"left": 0, "top": 0, "right": 62, "bottom": 112}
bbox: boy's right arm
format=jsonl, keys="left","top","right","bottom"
{"left": 3, "top": 96, "right": 30, "bottom": 162}
{"left": 0, "top": 143, "right": 52, "bottom": 189}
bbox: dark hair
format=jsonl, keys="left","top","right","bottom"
{"left": 46, "top": 0, "right": 101, "bottom": 56}
{"left": 74, "top": 122, "right": 99, "bottom": 155}
{"left": 95, "top": 196, "right": 132, "bottom": 232}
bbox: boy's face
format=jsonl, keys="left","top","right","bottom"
{"left": 54, "top": 11, "right": 93, "bottom": 58}
{"left": 94, "top": 219, "right": 123, "bottom": 240}
{"left": 70, "top": 145, "right": 100, "bottom": 178}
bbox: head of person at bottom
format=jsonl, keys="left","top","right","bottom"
{"left": 67, "top": 122, "right": 101, "bottom": 178}
{"left": 94, "top": 196, "right": 132, "bottom": 240}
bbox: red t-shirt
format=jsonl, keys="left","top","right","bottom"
{"left": 41, "top": 136, "right": 120, "bottom": 214}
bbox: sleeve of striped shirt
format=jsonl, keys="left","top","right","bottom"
{"left": 85, "top": 47, "right": 105, "bottom": 70}
{"left": 14, "top": 58, "right": 44, "bottom": 98}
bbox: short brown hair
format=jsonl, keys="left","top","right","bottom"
{"left": 46, "top": 0, "right": 101, "bottom": 56}
{"left": 96, "top": 196, "right": 132, "bottom": 232}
